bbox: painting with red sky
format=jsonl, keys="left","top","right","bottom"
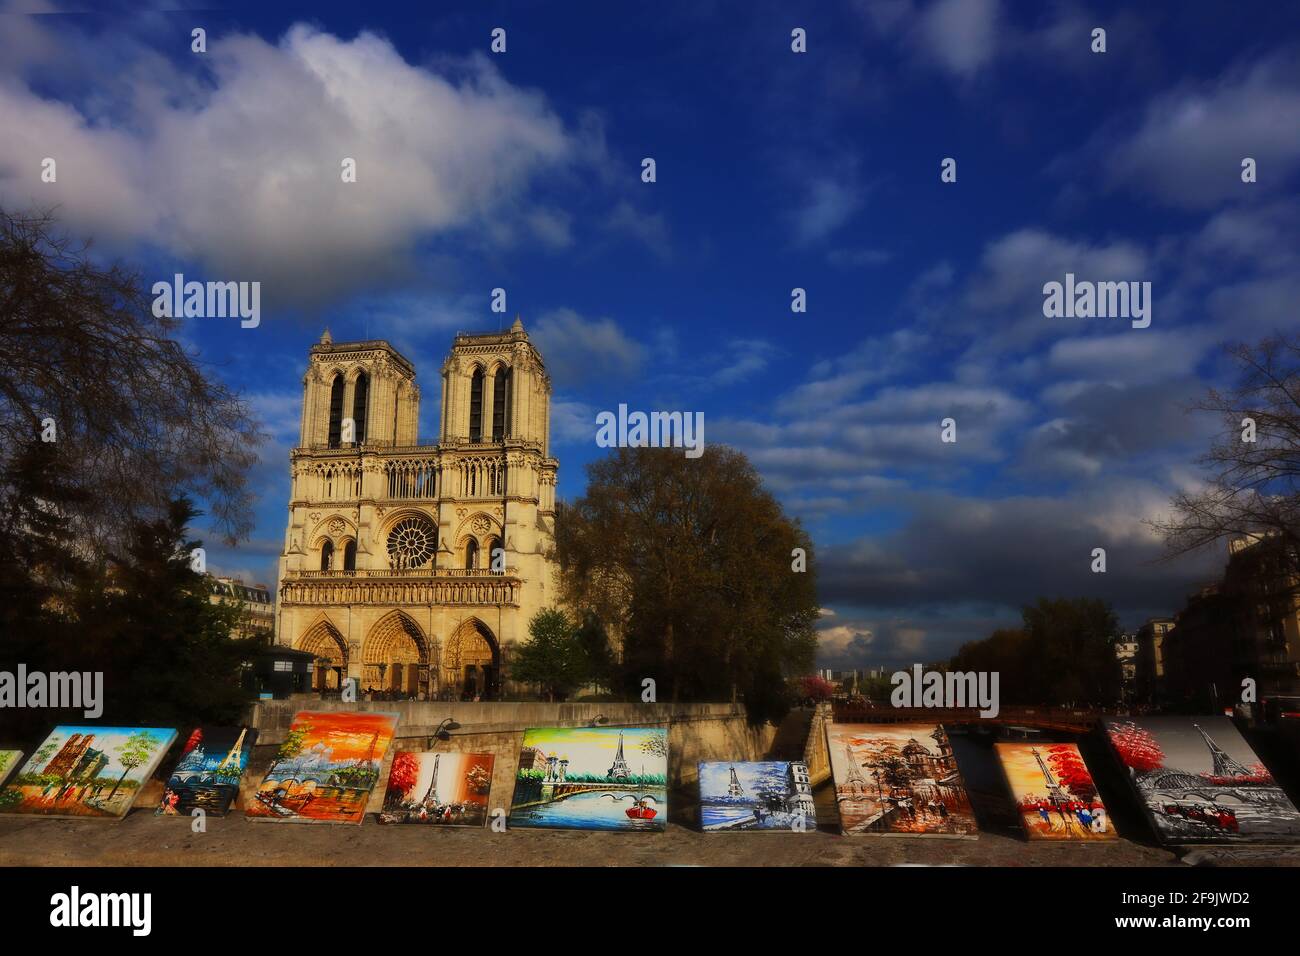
{"left": 246, "top": 711, "right": 399, "bottom": 824}
{"left": 995, "top": 743, "right": 1116, "bottom": 841}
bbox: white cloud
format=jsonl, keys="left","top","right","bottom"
{"left": 1099, "top": 49, "right": 1300, "bottom": 208}
{"left": 715, "top": 339, "right": 777, "bottom": 386}
{"left": 530, "top": 308, "right": 645, "bottom": 387}
{"left": 793, "top": 175, "right": 863, "bottom": 244}
{"left": 0, "top": 24, "right": 577, "bottom": 305}
{"left": 1044, "top": 330, "right": 1211, "bottom": 382}
{"left": 605, "top": 200, "right": 671, "bottom": 259}
{"left": 916, "top": 0, "right": 1000, "bottom": 78}
{"left": 549, "top": 399, "right": 599, "bottom": 445}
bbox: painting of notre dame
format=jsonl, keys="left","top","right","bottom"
{"left": 826, "top": 723, "right": 977, "bottom": 837}
{"left": 0, "top": 727, "right": 176, "bottom": 819}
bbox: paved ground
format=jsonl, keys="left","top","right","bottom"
{"left": 5, "top": 775, "right": 1298, "bottom": 867}
{"left": 0, "top": 811, "right": 1189, "bottom": 867}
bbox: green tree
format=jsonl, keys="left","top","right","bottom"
{"left": 574, "top": 610, "right": 615, "bottom": 695}
{"left": 68, "top": 498, "right": 262, "bottom": 726}
{"left": 557, "top": 446, "right": 818, "bottom": 725}
{"left": 277, "top": 725, "right": 312, "bottom": 763}
{"left": 950, "top": 598, "right": 1120, "bottom": 706}
{"left": 107, "top": 730, "right": 159, "bottom": 802}
{"left": 511, "top": 609, "right": 589, "bottom": 701}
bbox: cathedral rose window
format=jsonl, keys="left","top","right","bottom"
{"left": 387, "top": 516, "right": 437, "bottom": 569}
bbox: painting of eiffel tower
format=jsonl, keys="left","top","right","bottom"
{"left": 379, "top": 751, "right": 495, "bottom": 826}
{"left": 827, "top": 723, "right": 977, "bottom": 838}
{"left": 1193, "top": 723, "right": 1251, "bottom": 778}
{"left": 246, "top": 711, "right": 399, "bottom": 825}
{"left": 157, "top": 726, "right": 258, "bottom": 817}
{"left": 1105, "top": 716, "right": 1300, "bottom": 845}
{"left": 699, "top": 761, "right": 818, "bottom": 832}
{"left": 508, "top": 726, "right": 668, "bottom": 832}
{"left": 995, "top": 742, "right": 1115, "bottom": 841}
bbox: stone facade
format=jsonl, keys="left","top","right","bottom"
{"left": 274, "top": 319, "right": 559, "bottom": 700}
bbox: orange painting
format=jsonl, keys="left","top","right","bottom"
{"left": 995, "top": 742, "right": 1116, "bottom": 841}
{"left": 246, "top": 711, "right": 399, "bottom": 824}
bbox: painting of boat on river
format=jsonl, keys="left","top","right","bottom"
{"left": 508, "top": 726, "right": 668, "bottom": 832}
{"left": 246, "top": 711, "right": 399, "bottom": 824}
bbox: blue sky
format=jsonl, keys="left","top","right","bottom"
{"left": 2, "top": 1, "right": 1298, "bottom": 668}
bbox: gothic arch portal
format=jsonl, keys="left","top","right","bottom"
{"left": 442, "top": 617, "right": 499, "bottom": 700}
{"left": 363, "top": 611, "right": 429, "bottom": 696}
{"left": 299, "top": 618, "right": 348, "bottom": 691}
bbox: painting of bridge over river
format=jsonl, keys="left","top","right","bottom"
{"left": 1104, "top": 716, "right": 1300, "bottom": 846}
{"left": 379, "top": 751, "right": 494, "bottom": 826}
{"left": 246, "top": 711, "right": 399, "bottom": 824}
{"left": 508, "top": 726, "right": 668, "bottom": 831}
{"left": 827, "top": 723, "right": 977, "bottom": 837}
{"left": 699, "top": 761, "right": 817, "bottom": 832}
{"left": 995, "top": 742, "right": 1116, "bottom": 841}
{"left": 0, "top": 726, "right": 176, "bottom": 819}
{"left": 157, "top": 727, "right": 258, "bottom": 816}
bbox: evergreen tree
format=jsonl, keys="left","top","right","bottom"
{"left": 511, "top": 609, "right": 589, "bottom": 702}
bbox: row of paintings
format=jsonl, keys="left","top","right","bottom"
{"left": 826, "top": 717, "right": 1300, "bottom": 845}
{"left": 4, "top": 713, "right": 1299, "bottom": 845}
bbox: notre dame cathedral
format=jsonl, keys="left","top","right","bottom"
{"left": 275, "top": 318, "right": 558, "bottom": 700}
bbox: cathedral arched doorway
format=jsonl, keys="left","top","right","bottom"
{"left": 442, "top": 618, "right": 500, "bottom": 701}
{"left": 299, "top": 619, "right": 348, "bottom": 692}
{"left": 363, "top": 611, "right": 430, "bottom": 697}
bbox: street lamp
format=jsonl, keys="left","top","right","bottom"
{"left": 427, "top": 718, "right": 460, "bottom": 749}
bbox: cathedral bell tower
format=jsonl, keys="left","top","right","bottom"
{"left": 276, "top": 320, "right": 558, "bottom": 703}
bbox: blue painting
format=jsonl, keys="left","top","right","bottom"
{"left": 158, "top": 726, "right": 258, "bottom": 816}
{"left": 699, "top": 761, "right": 817, "bottom": 832}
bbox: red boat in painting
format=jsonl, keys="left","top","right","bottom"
{"left": 607, "top": 793, "right": 659, "bottom": 819}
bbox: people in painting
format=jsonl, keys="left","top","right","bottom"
{"left": 1029, "top": 798, "right": 1107, "bottom": 834}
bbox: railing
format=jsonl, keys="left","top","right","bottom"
{"left": 280, "top": 574, "right": 521, "bottom": 607}
{"left": 293, "top": 438, "right": 548, "bottom": 455}
{"left": 831, "top": 704, "right": 1104, "bottom": 731}
{"left": 285, "top": 568, "right": 517, "bottom": 579}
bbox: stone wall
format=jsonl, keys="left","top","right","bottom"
{"left": 240, "top": 698, "right": 780, "bottom": 818}
{"left": 803, "top": 702, "right": 833, "bottom": 786}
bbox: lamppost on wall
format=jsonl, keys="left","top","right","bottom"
{"left": 426, "top": 718, "right": 460, "bottom": 750}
